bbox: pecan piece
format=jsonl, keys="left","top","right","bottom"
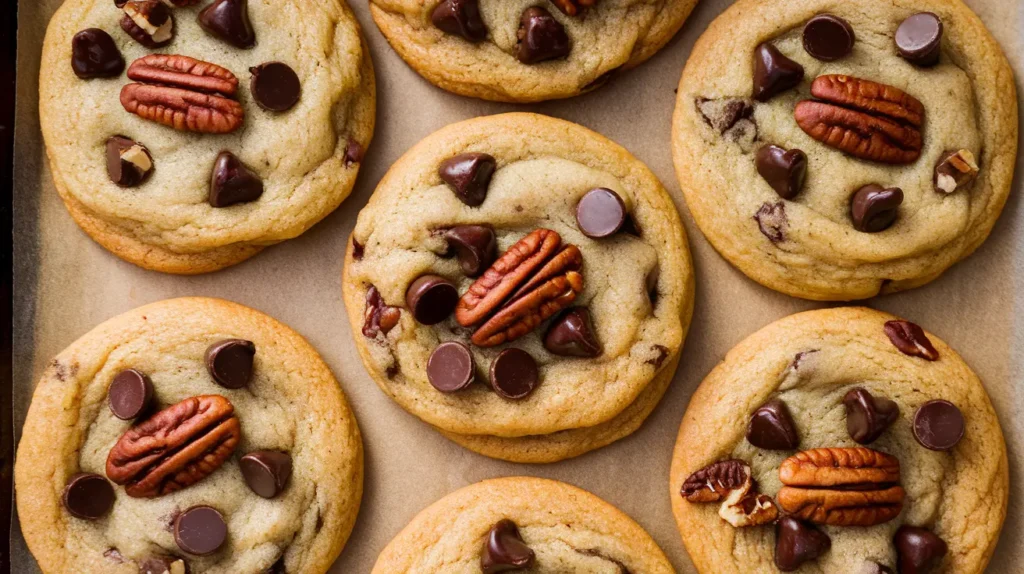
{"left": 682, "top": 459, "right": 778, "bottom": 527}
{"left": 778, "top": 447, "right": 905, "bottom": 526}
{"left": 551, "top": 0, "right": 596, "bottom": 16}
{"left": 121, "top": 0, "right": 174, "bottom": 48}
{"left": 120, "top": 54, "right": 243, "bottom": 134}
{"left": 934, "top": 149, "right": 979, "bottom": 194}
{"left": 106, "top": 395, "right": 240, "bottom": 498}
{"left": 363, "top": 285, "right": 401, "bottom": 338}
{"left": 795, "top": 75, "right": 924, "bottom": 164}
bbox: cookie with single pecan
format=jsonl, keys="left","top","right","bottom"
{"left": 671, "top": 307, "right": 1007, "bottom": 574}
{"left": 343, "top": 113, "right": 694, "bottom": 463}
{"left": 38, "top": 0, "right": 375, "bottom": 273}
{"left": 672, "top": 0, "right": 1017, "bottom": 300}
{"left": 15, "top": 298, "right": 363, "bottom": 573}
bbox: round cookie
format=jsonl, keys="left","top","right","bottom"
{"left": 372, "top": 477, "right": 676, "bottom": 573}
{"left": 671, "top": 0, "right": 1017, "bottom": 300}
{"left": 369, "top": 0, "right": 698, "bottom": 102}
{"left": 342, "top": 112, "right": 694, "bottom": 463}
{"left": 670, "top": 307, "right": 1007, "bottom": 573}
{"left": 15, "top": 298, "right": 363, "bottom": 573}
{"left": 41, "top": 0, "right": 375, "bottom": 274}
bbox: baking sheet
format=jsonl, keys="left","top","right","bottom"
{"left": 11, "top": 0, "right": 1024, "bottom": 571}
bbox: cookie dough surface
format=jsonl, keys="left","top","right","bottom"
{"left": 372, "top": 477, "right": 675, "bottom": 573}
{"left": 15, "top": 298, "right": 363, "bottom": 574}
{"left": 369, "top": 0, "right": 698, "bottom": 102}
{"left": 670, "top": 307, "right": 1008, "bottom": 573}
{"left": 40, "top": 0, "right": 375, "bottom": 273}
{"left": 342, "top": 113, "right": 693, "bottom": 462}
{"left": 672, "top": 0, "right": 1017, "bottom": 300}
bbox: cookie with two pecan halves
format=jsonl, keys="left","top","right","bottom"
{"left": 344, "top": 113, "right": 694, "bottom": 463}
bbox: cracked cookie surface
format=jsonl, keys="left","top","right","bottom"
{"left": 670, "top": 307, "right": 1007, "bottom": 573}
{"left": 672, "top": 0, "right": 1017, "bottom": 300}
{"left": 342, "top": 113, "right": 693, "bottom": 463}
{"left": 372, "top": 477, "right": 675, "bottom": 573}
{"left": 369, "top": 0, "right": 698, "bottom": 102}
{"left": 40, "top": 0, "right": 375, "bottom": 273}
{"left": 15, "top": 298, "right": 363, "bottom": 573}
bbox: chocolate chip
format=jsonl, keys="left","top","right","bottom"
{"left": 249, "top": 62, "right": 300, "bottom": 112}
{"left": 121, "top": 0, "right": 174, "bottom": 49}
{"left": 363, "top": 285, "right": 401, "bottom": 338}
{"left": 896, "top": 13, "right": 943, "bottom": 67}
{"left": 240, "top": 451, "right": 292, "bottom": 498}
{"left": 883, "top": 320, "right": 939, "bottom": 361}
{"left": 198, "top": 0, "right": 255, "bottom": 49}
{"left": 344, "top": 139, "right": 365, "bottom": 166}
{"left": 205, "top": 339, "right": 256, "bottom": 389}
{"left": 489, "top": 348, "right": 538, "bottom": 400}
{"left": 647, "top": 344, "right": 669, "bottom": 369}
{"left": 352, "top": 238, "right": 365, "bottom": 260}
{"left": 405, "top": 275, "right": 459, "bottom": 325}
{"left": 209, "top": 151, "right": 264, "bottom": 207}
{"left": 913, "top": 400, "right": 964, "bottom": 451}
{"left": 62, "top": 473, "right": 115, "bottom": 520}
{"left": 802, "top": 14, "right": 855, "bottom": 61}
{"left": 106, "top": 136, "right": 154, "bottom": 187}
{"left": 174, "top": 506, "right": 227, "bottom": 556}
{"left": 894, "top": 526, "right": 947, "bottom": 573}
{"left": 108, "top": 368, "right": 154, "bottom": 420}
{"left": 516, "top": 7, "right": 570, "bottom": 64}
{"left": 755, "top": 145, "right": 807, "bottom": 199}
{"left": 747, "top": 398, "right": 799, "bottom": 450}
{"left": 696, "top": 97, "right": 755, "bottom": 134}
{"left": 431, "top": 0, "right": 487, "bottom": 42}
{"left": 439, "top": 152, "right": 495, "bottom": 207}
{"left": 427, "top": 341, "right": 476, "bottom": 392}
{"left": 576, "top": 188, "right": 627, "bottom": 238}
{"left": 752, "top": 43, "right": 804, "bottom": 102}
{"left": 775, "top": 516, "right": 831, "bottom": 572}
{"left": 851, "top": 184, "right": 903, "bottom": 232}
{"left": 543, "top": 307, "right": 601, "bottom": 357}
{"left": 71, "top": 29, "right": 125, "bottom": 79}
{"left": 843, "top": 387, "right": 899, "bottom": 445}
{"left": 139, "top": 556, "right": 189, "bottom": 574}
{"left": 481, "top": 519, "right": 535, "bottom": 574}
{"left": 445, "top": 225, "right": 497, "bottom": 277}
{"left": 754, "top": 201, "right": 787, "bottom": 242}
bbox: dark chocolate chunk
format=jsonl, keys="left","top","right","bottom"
{"left": 405, "top": 275, "right": 459, "bottom": 325}
{"left": 775, "top": 516, "right": 831, "bottom": 572}
{"left": 240, "top": 451, "right": 292, "bottom": 499}
{"left": 755, "top": 145, "right": 807, "bottom": 199}
{"left": 754, "top": 201, "right": 787, "bottom": 242}
{"left": 843, "top": 387, "right": 899, "bottom": 445}
{"left": 439, "top": 153, "right": 495, "bottom": 207}
{"left": 576, "top": 188, "right": 627, "bottom": 238}
{"left": 209, "top": 151, "right": 264, "bottom": 207}
{"left": 62, "top": 473, "right": 115, "bottom": 520}
{"left": 851, "top": 184, "right": 903, "bottom": 232}
{"left": 106, "top": 136, "right": 154, "bottom": 187}
{"left": 894, "top": 526, "right": 947, "bottom": 573}
{"left": 427, "top": 341, "right": 476, "bottom": 392}
{"left": 198, "top": 0, "right": 255, "bottom": 49}
{"left": 174, "top": 506, "right": 227, "bottom": 556}
{"left": 489, "top": 348, "right": 538, "bottom": 400}
{"left": 108, "top": 368, "right": 154, "bottom": 420}
{"left": 516, "top": 7, "right": 570, "bottom": 64}
{"left": 481, "top": 519, "right": 535, "bottom": 574}
{"left": 747, "top": 398, "right": 799, "bottom": 450}
{"left": 205, "top": 338, "right": 256, "bottom": 389}
{"left": 445, "top": 225, "right": 497, "bottom": 277}
{"left": 431, "top": 0, "right": 487, "bottom": 42}
{"left": 802, "top": 14, "right": 855, "bottom": 61}
{"left": 752, "top": 43, "right": 804, "bottom": 102}
{"left": 249, "top": 62, "right": 301, "bottom": 112}
{"left": 913, "top": 400, "right": 964, "bottom": 451}
{"left": 543, "top": 307, "right": 601, "bottom": 358}
{"left": 896, "top": 13, "right": 943, "bottom": 67}
{"left": 71, "top": 29, "right": 125, "bottom": 79}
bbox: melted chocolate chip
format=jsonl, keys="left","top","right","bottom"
{"left": 754, "top": 201, "right": 788, "bottom": 242}
{"left": 439, "top": 153, "right": 495, "bottom": 207}
{"left": 747, "top": 398, "right": 799, "bottom": 450}
{"left": 516, "top": 7, "right": 570, "bottom": 64}
{"left": 755, "top": 145, "right": 807, "bottom": 199}
{"left": 108, "top": 368, "right": 154, "bottom": 420}
{"left": 851, "top": 184, "right": 903, "bottom": 232}
{"left": 174, "top": 506, "right": 227, "bottom": 556}
{"left": 883, "top": 319, "right": 939, "bottom": 361}
{"left": 775, "top": 516, "right": 831, "bottom": 571}
{"left": 250, "top": 62, "right": 301, "bottom": 112}
{"left": 481, "top": 519, "right": 535, "bottom": 573}
{"left": 894, "top": 526, "right": 947, "bottom": 573}
{"left": 205, "top": 338, "right": 256, "bottom": 389}
{"left": 406, "top": 275, "right": 459, "bottom": 325}
{"left": 843, "top": 387, "right": 899, "bottom": 445}
{"left": 209, "top": 151, "right": 264, "bottom": 207}
{"left": 752, "top": 43, "right": 804, "bottom": 102}
{"left": 71, "top": 29, "right": 125, "bottom": 79}
{"left": 489, "top": 348, "right": 538, "bottom": 400}
{"left": 62, "top": 473, "right": 115, "bottom": 520}
{"left": 240, "top": 451, "right": 292, "bottom": 498}
{"left": 802, "top": 14, "right": 855, "bottom": 61}
{"left": 431, "top": 0, "right": 487, "bottom": 42}
{"left": 427, "top": 341, "right": 476, "bottom": 392}
{"left": 543, "top": 307, "right": 601, "bottom": 357}
{"left": 198, "top": 0, "right": 255, "bottom": 49}
{"left": 445, "top": 225, "right": 497, "bottom": 277}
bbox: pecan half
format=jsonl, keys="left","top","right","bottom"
{"left": 682, "top": 460, "right": 778, "bottom": 527}
{"left": 777, "top": 447, "right": 905, "bottom": 526}
{"left": 551, "top": 0, "right": 596, "bottom": 16}
{"left": 795, "top": 75, "right": 924, "bottom": 164}
{"left": 456, "top": 229, "right": 584, "bottom": 347}
{"left": 120, "top": 54, "right": 243, "bottom": 134}
{"left": 106, "top": 395, "right": 240, "bottom": 498}
{"left": 363, "top": 285, "right": 401, "bottom": 338}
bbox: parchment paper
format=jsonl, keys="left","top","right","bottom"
{"left": 12, "top": 0, "right": 1024, "bottom": 571}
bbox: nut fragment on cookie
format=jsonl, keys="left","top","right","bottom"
{"left": 681, "top": 459, "right": 778, "bottom": 527}
{"left": 121, "top": 0, "right": 174, "bottom": 48}
{"left": 934, "top": 149, "right": 979, "bottom": 193}
{"left": 106, "top": 136, "right": 154, "bottom": 187}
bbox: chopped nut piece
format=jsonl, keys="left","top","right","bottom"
{"left": 934, "top": 149, "right": 979, "bottom": 193}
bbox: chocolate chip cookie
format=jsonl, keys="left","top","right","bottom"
{"left": 369, "top": 0, "right": 698, "bottom": 102}
{"left": 41, "top": 0, "right": 375, "bottom": 274}
{"left": 15, "top": 298, "right": 363, "bottom": 573}
{"left": 372, "top": 477, "right": 675, "bottom": 573}
{"left": 672, "top": 0, "right": 1018, "bottom": 300}
{"left": 342, "top": 113, "right": 694, "bottom": 463}
{"left": 671, "top": 307, "right": 1007, "bottom": 573}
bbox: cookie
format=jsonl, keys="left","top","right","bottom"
{"left": 670, "top": 307, "right": 1007, "bottom": 573}
{"left": 15, "top": 298, "right": 363, "bottom": 573}
{"left": 671, "top": 0, "right": 1018, "bottom": 300}
{"left": 342, "top": 112, "right": 694, "bottom": 463}
{"left": 41, "top": 0, "right": 375, "bottom": 274}
{"left": 372, "top": 477, "right": 675, "bottom": 573}
{"left": 369, "top": 0, "right": 698, "bottom": 102}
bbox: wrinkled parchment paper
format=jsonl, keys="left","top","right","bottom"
{"left": 13, "top": 0, "right": 1024, "bottom": 571}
